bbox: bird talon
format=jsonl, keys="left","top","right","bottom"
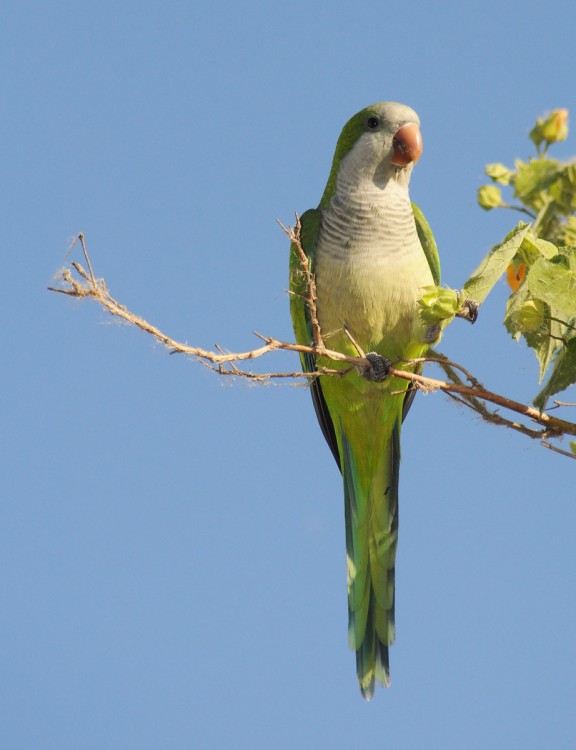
{"left": 363, "top": 352, "right": 391, "bottom": 382}
{"left": 457, "top": 298, "right": 479, "bottom": 324}
{"left": 424, "top": 324, "right": 442, "bottom": 344}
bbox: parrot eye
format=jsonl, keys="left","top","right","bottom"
{"left": 366, "top": 116, "right": 380, "bottom": 130}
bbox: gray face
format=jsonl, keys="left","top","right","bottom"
{"left": 363, "top": 101, "right": 420, "bottom": 135}
{"left": 333, "top": 102, "right": 422, "bottom": 191}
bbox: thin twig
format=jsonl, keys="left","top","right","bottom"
{"left": 343, "top": 326, "right": 366, "bottom": 358}
{"left": 541, "top": 441, "right": 576, "bottom": 460}
{"left": 278, "top": 214, "right": 323, "bottom": 348}
{"left": 78, "top": 233, "right": 96, "bottom": 284}
{"left": 49, "top": 232, "right": 576, "bottom": 448}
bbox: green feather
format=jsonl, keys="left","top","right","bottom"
{"left": 289, "top": 209, "right": 321, "bottom": 363}
{"left": 413, "top": 201, "right": 441, "bottom": 285}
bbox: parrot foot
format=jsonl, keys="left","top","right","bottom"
{"left": 457, "top": 298, "right": 479, "bottom": 324}
{"left": 424, "top": 324, "right": 442, "bottom": 344}
{"left": 363, "top": 352, "right": 391, "bottom": 382}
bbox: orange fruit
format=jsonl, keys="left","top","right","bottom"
{"left": 507, "top": 263, "right": 526, "bottom": 291}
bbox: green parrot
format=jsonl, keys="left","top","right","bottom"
{"left": 289, "top": 101, "right": 441, "bottom": 700}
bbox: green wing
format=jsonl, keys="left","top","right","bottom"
{"left": 401, "top": 203, "right": 441, "bottom": 420}
{"left": 289, "top": 209, "right": 321, "bottom": 359}
{"left": 412, "top": 201, "right": 441, "bottom": 285}
{"left": 289, "top": 209, "right": 340, "bottom": 466}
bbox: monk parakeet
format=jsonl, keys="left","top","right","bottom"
{"left": 289, "top": 101, "right": 440, "bottom": 699}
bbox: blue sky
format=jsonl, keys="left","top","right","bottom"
{"left": 3, "top": 1, "right": 576, "bottom": 747}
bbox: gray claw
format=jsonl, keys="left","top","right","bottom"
{"left": 363, "top": 352, "right": 391, "bottom": 382}
{"left": 457, "top": 299, "right": 479, "bottom": 324}
{"left": 424, "top": 324, "right": 442, "bottom": 344}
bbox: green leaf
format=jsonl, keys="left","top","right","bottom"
{"left": 519, "top": 231, "right": 558, "bottom": 263}
{"left": 508, "top": 299, "right": 546, "bottom": 333}
{"left": 462, "top": 223, "right": 531, "bottom": 304}
{"left": 526, "top": 249, "right": 576, "bottom": 319}
{"left": 513, "top": 158, "right": 563, "bottom": 205}
{"left": 504, "top": 286, "right": 560, "bottom": 382}
{"left": 504, "top": 288, "right": 560, "bottom": 379}
{"left": 524, "top": 308, "right": 563, "bottom": 382}
{"left": 533, "top": 337, "right": 576, "bottom": 410}
{"left": 548, "top": 164, "right": 576, "bottom": 212}
{"left": 561, "top": 216, "right": 576, "bottom": 245}
{"left": 529, "top": 119, "right": 545, "bottom": 150}
{"left": 504, "top": 287, "right": 529, "bottom": 340}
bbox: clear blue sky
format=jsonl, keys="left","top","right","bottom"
{"left": 3, "top": 1, "right": 576, "bottom": 747}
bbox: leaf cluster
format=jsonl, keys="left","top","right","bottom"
{"left": 476, "top": 110, "right": 576, "bottom": 410}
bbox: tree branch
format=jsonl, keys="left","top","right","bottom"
{"left": 279, "top": 214, "right": 324, "bottom": 349}
{"left": 49, "top": 232, "right": 576, "bottom": 456}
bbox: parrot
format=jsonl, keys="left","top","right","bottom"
{"left": 289, "top": 101, "right": 441, "bottom": 700}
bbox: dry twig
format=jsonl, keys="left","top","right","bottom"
{"left": 49, "top": 231, "right": 576, "bottom": 457}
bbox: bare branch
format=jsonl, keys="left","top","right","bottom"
{"left": 49, "top": 232, "right": 576, "bottom": 452}
{"left": 541, "top": 441, "right": 576, "bottom": 460}
{"left": 278, "top": 214, "right": 324, "bottom": 348}
{"left": 388, "top": 360, "right": 576, "bottom": 438}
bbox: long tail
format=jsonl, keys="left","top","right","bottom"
{"left": 341, "top": 422, "right": 400, "bottom": 700}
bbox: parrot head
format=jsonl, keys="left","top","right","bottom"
{"left": 320, "top": 101, "right": 422, "bottom": 206}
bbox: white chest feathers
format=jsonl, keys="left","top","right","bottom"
{"left": 314, "top": 177, "right": 433, "bottom": 352}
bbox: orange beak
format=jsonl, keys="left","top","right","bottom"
{"left": 391, "top": 123, "right": 423, "bottom": 167}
